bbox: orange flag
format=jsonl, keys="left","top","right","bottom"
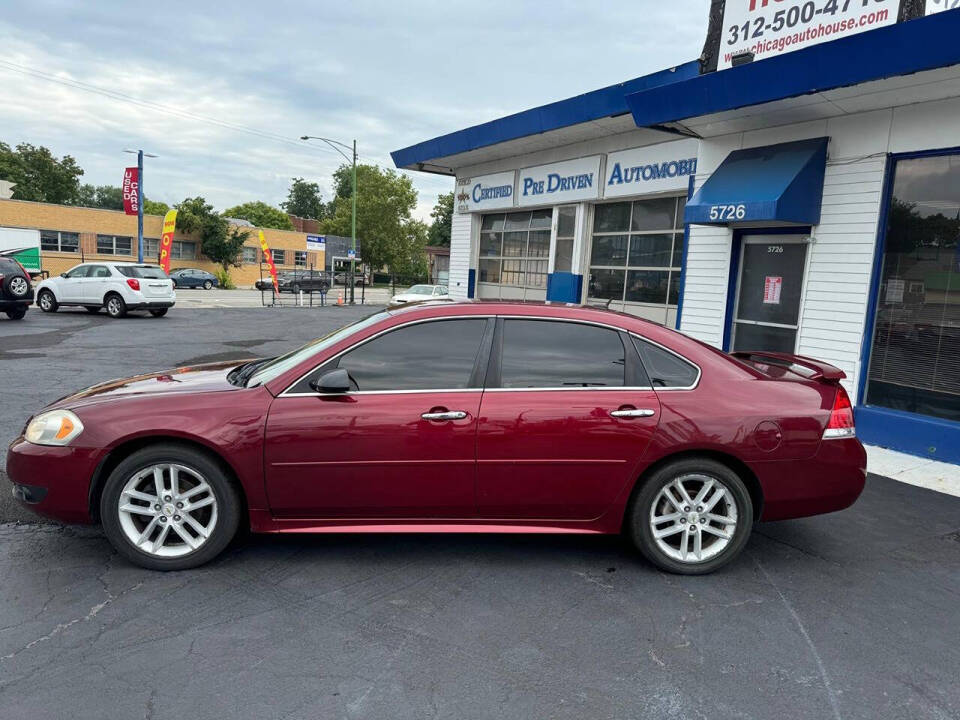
{"left": 159, "top": 210, "right": 177, "bottom": 274}
{"left": 259, "top": 230, "right": 279, "bottom": 292}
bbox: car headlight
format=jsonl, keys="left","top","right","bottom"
{"left": 25, "top": 410, "right": 84, "bottom": 446}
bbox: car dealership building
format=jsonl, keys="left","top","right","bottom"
{"left": 393, "top": 4, "right": 960, "bottom": 464}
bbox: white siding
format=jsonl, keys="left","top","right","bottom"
{"left": 448, "top": 210, "right": 472, "bottom": 300}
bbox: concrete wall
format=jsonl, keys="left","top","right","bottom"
{"left": 0, "top": 199, "right": 324, "bottom": 287}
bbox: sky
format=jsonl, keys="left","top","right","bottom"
{"left": 0, "top": 1, "right": 711, "bottom": 222}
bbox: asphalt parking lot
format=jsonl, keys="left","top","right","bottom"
{"left": 1, "top": 304, "right": 958, "bottom": 719}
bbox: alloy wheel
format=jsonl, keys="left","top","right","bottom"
{"left": 649, "top": 474, "right": 738, "bottom": 564}
{"left": 9, "top": 276, "right": 29, "bottom": 297}
{"left": 39, "top": 292, "right": 53, "bottom": 310}
{"left": 107, "top": 297, "right": 123, "bottom": 316}
{"left": 117, "top": 463, "right": 219, "bottom": 558}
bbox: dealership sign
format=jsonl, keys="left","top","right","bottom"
{"left": 517, "top": 156, "right": 602, "bottom": 207}
{"left": 122, "top": 167, "right": 140, "bottom": 216}
{"left": 456, "top": 171, "right": 516, "bottom": 214}
{"left": 717, "top": 0, "right": 898, "bottom": 70}
{"left": 306, "top": 235, "right": 326, "bottom": 251}
{"left": 605, "top": 139, "right": 699, "bottom": 199}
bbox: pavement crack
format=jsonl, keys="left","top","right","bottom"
{"left": 754, "top": 557, "right": 843, "bottom": 720}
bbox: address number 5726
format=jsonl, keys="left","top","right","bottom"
{"left": 708, "top": 204, "right": 746, "bottom": 221}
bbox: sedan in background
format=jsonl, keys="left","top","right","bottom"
{"left": 34, "top": 262, "right": 175, "bottom": 318}
{"left": 388, "top": 284, "right": 449, "bottom": 307}
{"left": 7, "top": 302, "right": 865, "bottom": 573}
{"left": 169, "top": 268, "right": 218, "bottom": 290}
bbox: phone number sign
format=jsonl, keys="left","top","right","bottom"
{"left": 719, "top": 0, "right": 897, "bottom": 70}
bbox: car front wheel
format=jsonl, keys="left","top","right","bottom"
{"left": 628, "top": 458, "right": 753, "bottom": 575}
{"left": 105, "top": 294, "right": 126, "bottom": 318}
{"left": 100, "top": 444, "right": 241, "bottom": 571}
{"left": 37, "top": 290, "right": 58, "bottom": 313}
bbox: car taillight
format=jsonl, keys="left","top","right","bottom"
{"left": 823, "top": 385, "right": 855, "bottom": 439}
{"left": 126, "top": 278, "right": 141, "bottom": 291}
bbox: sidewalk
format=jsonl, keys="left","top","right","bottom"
{"left": 866, "top": 445, "right": 960, "bottom": 497}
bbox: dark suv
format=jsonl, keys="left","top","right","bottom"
{"left": 0, "top": 257, "right": 33, "bottom": 320}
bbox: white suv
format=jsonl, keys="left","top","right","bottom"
{"left": 35, "top": 262, "right": 176, "bottom": 318}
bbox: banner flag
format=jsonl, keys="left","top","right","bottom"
{"left": 259, "top": 230, "right": 279, "bottom": 292}
{"left": 122, "top": 167, "right": 140, "bottom": 216}
{"left": 159, "top": 210, "right": 177, "bottom": 274}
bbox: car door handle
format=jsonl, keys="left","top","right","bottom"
{"left": 421, "top": 411, "right": 468, "bottom": 421}
{"left": 609, "top": 408, "right": 656, "bottom": 419}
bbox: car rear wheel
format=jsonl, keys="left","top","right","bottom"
{"left": 37, "top": 290, "right": 58, "bottom": 313}
{"left": 100, "top": 444, "right": 241, "bottom": 571}
{"left": 4, "top": 306, "right": 27, "bottom": 320}
{"left": 149, "top": 308, "right": 168, "bottom": 317}
{"left": 203, "top": 280, "right": 213, "bottom": 290}
{"left": 628, "top": 458, "right": 753, "bottom": 575}
{"left": 105, "top": 294, "right": 126, "bottom": 318}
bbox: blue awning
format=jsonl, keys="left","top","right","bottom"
{"left": 685, "top": 138, "right": 828, "bottom": 226}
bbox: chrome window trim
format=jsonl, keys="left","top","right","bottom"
{"left": 277, "top": 312, "right": 701, "bottom": 397}
{"left": 278, "top": 315, "right": 495, "bottom": 397}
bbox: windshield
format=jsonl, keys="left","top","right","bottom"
{"left": 406, "top": 285, "right": 434, "bottom": 295}
{"left": 246, "top": 311, "right": 389, "bottom": 387}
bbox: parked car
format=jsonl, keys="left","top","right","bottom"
{"left": 6, "top": 302, "right": 865, "bottom": 573}
{"left": 34, "top": 262, "right": 175, "bottom": 318}
{"left": 255, "top": 271, "right": 331, "bottom": 294}
{"left": 388, "top": 284, "right": 450, "bottom": 307}
{"left": 0, "top": 255, "right": 34, "bottom": 320}
{"left": 169, "top": 268, "right": 218, "bottom": 290}
{"left": 333, "top": 271, "right": 367, "bottom": 286}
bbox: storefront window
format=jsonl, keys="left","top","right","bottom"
{"left": 478, "top": 210, "right": 551, "bottom": 289}
{"left": 588, "top": 196, "right": 685, "bottom": 316}
{"left": 554, "top": 205, "right": 576, "bottom": 273}
{"left": 866, "top": 154, "right": 960, "bottom": 423}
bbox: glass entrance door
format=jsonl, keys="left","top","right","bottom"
{"left": 731, "top": 235, "right": 809, "bottom": 353}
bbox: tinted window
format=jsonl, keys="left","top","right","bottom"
{"left": 65, "top": 266, "right": 90, "bottom": 278}
{"left": 89, "top": 265, "right": 111, "bottom": 278}
{"left": 117, "top": 265, "right": 167, "bottom": 279}
{"left": 632, "top": 338, "right": 698, "bottom": 388}
{"left": 499, "top": 320, "right": 625, "bottom": 388}
{"left": 333, "top": 319, "right": 487, "bottom": 392}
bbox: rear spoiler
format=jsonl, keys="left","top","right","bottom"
{"left": 731, "top": 351, "right": 846, "bottom": 382}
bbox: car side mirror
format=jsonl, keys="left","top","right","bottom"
{"left": 61, "top": 273, "right": 68, "bottom": 278}
{"left": 309, "top": 368, "right": 352, "bottom": 394}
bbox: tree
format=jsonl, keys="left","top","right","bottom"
{"left": 76, "top": 184, "right": 124, "bottom": 210}
{"left": 0, "top": 142, "right": 84, "bottom": 204}
{"left": 143, "top": 199, "right": 170, "bottom": 216}
{"left": 175, "top": 197, "right": 250, "bottom": 271}
{"left": 281, "top": 177, "right": 326, "bottom": 220}
{"left": 427, "top": 191, "right": 453, "bottom": 247}
{"left": 222, "top": 201, "right": 294, "bottom": 230}
{"left": 322, "top": 164, "right": 421, "bottom": 273}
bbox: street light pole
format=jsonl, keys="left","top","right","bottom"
{"left": 124, "top": 149, "right": 157, "bottom": 263}
{"left": 300, "top": 135, "right": 358, "bottom": 304}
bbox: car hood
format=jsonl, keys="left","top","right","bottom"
{"left": 50, "top": 360, "right": 251, "bottom": 409}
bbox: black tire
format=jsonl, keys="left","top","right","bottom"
{"left": 4, "top": 306, "right": 27, "bottom": 320}
{"left": 4, "top": 274, "right": 30, "bottom": 299}
{"left": 627, "top": 458, "right": 753, "bottom": 575}
{"left": 105, "top": 293, "right": 127, "bottom": 318}
{"left": 100, "top": 443, "right": 242, "bottom": 571}
{"left": 203, "top": 280, "right": 213, "bottom": 290}
{"left": 84, "top": 306, "right": 100, "bottom": 314}
{"left": 149, "top": 308, "right": 168, "bottom": 317}
{"left": 171, "top": 280, "right": 178, "bottom": 289}
{"left": 37, "top": 289, "right": 58, "bottom": 313}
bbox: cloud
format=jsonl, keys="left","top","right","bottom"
{"left": 0, "top": 0, "right": 711, "bottom": 221}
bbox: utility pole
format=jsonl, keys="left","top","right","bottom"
{"left": 300, "top": 135, "right": 358, "bottom": 304}
{"left": 124, "top": 149, "right": 157, "bottom": 263}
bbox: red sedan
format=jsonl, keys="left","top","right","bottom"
{"left": 6, "top": 302, "right": 865, "bottom": 574}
